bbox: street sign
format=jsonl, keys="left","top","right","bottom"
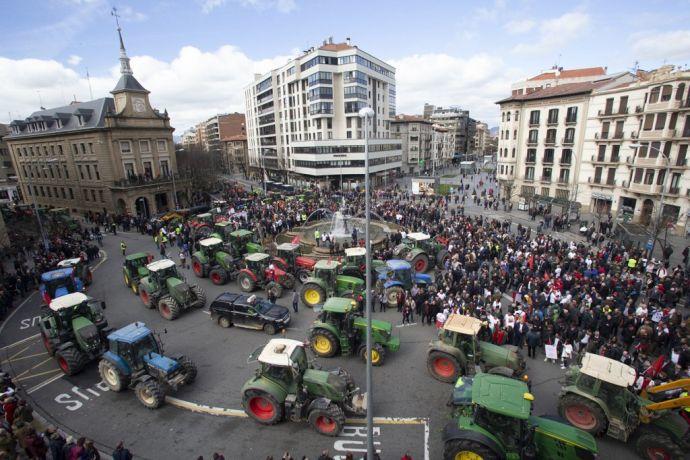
{"left": 646, "top": 239, "right": 653, "bottom": 251}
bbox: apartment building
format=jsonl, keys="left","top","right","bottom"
{"left": 511, "top": 66, "right": 607, "bottom": 96}
{"left": 244, "top": 38, "right": 401, "bottom": 188}
{"left": 221, "top": 134, "right": 248, "bottom": 175}
{"left": 390, "top": 115, "right": 456, "bottom": 175}
{"left": 0, "top": 124, "right": 19, "bottom": 205}
{"left": 5, "top": 25, "right": 188, "bottom": 217}
{"left": 429, "top": 106, "right": 476, "bottom": 160}
{"left": 474, "top": 122, "right": 491, "bottom": 155}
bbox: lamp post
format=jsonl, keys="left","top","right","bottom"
{"left": 358, "top": 106, "right": 375, "bottom": 459}
{"left": 24, "top": 158, "right": 58, "bottom": 251}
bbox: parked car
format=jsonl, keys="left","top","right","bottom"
{"left": 209, "top": 292, "right": 290, "bottom": 335}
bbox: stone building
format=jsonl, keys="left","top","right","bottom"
{"left": 5, "top": 24, "right": 188, "bottom": 218}
{"left": 0, "top": 124, "right": 19, "bottom": 205}
{"left": 221, "top": 134, "right": 248, "bottom": 175}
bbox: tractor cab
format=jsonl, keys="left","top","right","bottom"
{"left": 254, "top": 338, "right": 310, "bottom": 390}
{"left": 40, "top": 268, "right": 82, "bottom": 304}
{"left": 44, "top": 292, "right": 107, "bottom": 337}
{"left": 105, "top": 322, "right": 165, "bottom": 372}
{"left": 343, "top": 247, "right": 366, "bottom": 270}
{"left": 212, "top": 221, "right": 233, "bottom": 241}
{"left": 439, "top": 314, "right": 482, "bottom": 364}
{"left": 125, "top": 253, "right": 152, "bottom": 277}
{"left": 313, "top": 260, "right": 339, "bottom": 289}
{"left": 377, "top": 259, "right": 430, "bottom": 290}
{"left": 146, "top": 259, "right": 181, "bottom": 288}
{"left": 318, "top": 297, "right": 359, "bottom": 329}
{"left": 407, "top": 232, "right": 432, "bottom": 250}
{"left": 212, "top": 200, "right": 228, "bottom": 214}
{"left": 57, "top": 257, "right": 92, "bottom": 285}
{"left": 193, "top": 213, "right": 213, "bottom": 226}
{"left": 244, "top": 252, "right": 274, "bottom": 280}
{"left": 229, "top": 229, "right": 263, "bottom": 257}
{"left": 199, "top": 237, "right": 224, "bottom": 259}
{"left": 275, "top": 243, "right": 314, "bottom": 269}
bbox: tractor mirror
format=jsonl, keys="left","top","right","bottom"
{"left": 101, "top": 301, "right": 106, "bottom": 310}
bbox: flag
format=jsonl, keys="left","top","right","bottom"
{"left": 291, "top": 235, "right": 300, "bottom": 244}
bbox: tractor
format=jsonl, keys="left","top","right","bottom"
{"left": 376, "top": 259, "right": 431, "bottom": 308}
{"left": 39, "top": 292, "right": 109, "bottom": 376}
{"left": 308, "top": 297, "right": 399, "bottom": 366}
{"left": 339, "top": 247, "right": 385, "bottom": 279}
{"left": 98, "top": 322, "right": 197, "bottom": 409}
{"left": 227, "top": 228, "right": 264, "bottom": 257}
{"left": 427, "top": 313, "right": 527, "bottom": 383}
{"left": 236, "top": 253, "right": 295, "bottom": 298}
{"left": 191, "top": 237, "right": 239, "bottom": 285}
{"left": 241, "top": 338, "right": 367, "bottom": 436}
{"left": 39, "top": 268, "right": 85, "bottom": 305}
{"left": 393, "top": 232, "right": 449, "bottom": 273}
{"left": 443, "top": 373, "right": 598, "bottom": 460}
{"left": 189, "top": 212, "right": 214, "bottom": 238}
{"left": 558, "top": 353, "right": 690, "bottom": 460}
{"left": 299, "top": 260, "right": 364, "bottom": 308}
{"left": 137, "top": 259, "right": 206, "bottom": 320}
{"left": 122, "top": 252, "right": 153, "bottom": 295}
{"left": 271, "top": 242, "right": 316, "bottom": 284}
{"left": 57, "top": 257, "right": 93, "bottom": 286}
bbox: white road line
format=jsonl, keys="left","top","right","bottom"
{"left": 1, "top": 351, "right": 48, "bottom": 364}
{"left": 200, "top": 310, "right": 210, "bottom": 315}
{"left": 27, "top": 373, "right": 64, "bottom": 394}
{"left": 424, "top": 418, "right": 429, "bottom": 460}
{"left": 0, "top": 292, "right": 37, "bottom": 338}
{"left": 0, "top": 333, "right": 40, "bottom": 351}
{"left": 92, "top": 250, "right": 108, "bottom": 271}
{"left": 165, "top": 396, "right": 248, "bottom": 417}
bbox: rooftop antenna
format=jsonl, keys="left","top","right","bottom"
{"left": 86, "top": 67, "right": 94, "bottom": 100}
{"left": 37, "top": 90, "right": 45, "bottom": 110}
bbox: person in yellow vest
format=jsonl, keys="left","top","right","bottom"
{"left": 314, "top": 229, "right": 321, "bottom": 247}
{"left": 120, "top": 241, "right": 126, "bottom": 256}
{"left": 680, "top": 391, "right": 690, "bottom": 424}
{"left": 627, "top": 257, "right": 637, "bottom": 271}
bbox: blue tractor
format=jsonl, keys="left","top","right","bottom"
{"left": 376, "top": 259, "right": 431, "bottom": 308}
{"left": 39, "top": 268, "right": 85, "bottom": 305}
{"left": 97, "top": 322, "right": 197, "bottom": 409}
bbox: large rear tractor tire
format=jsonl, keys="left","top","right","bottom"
{"left": 310, "top": 329, "right": 339, "bottom": 358}
{"left": 178, "top": 356, "right": 197, "bottom": 385}
{"left": 427, "top": 351, "right": 460, "bottom": 383}
{"left": 55, "top": 347, "right": 87, "bottom": 376}
{"left": 158, "top": 295, "right": 182, "bottom": 321}
{"left": 411, "top": 253, "right": 430, "bottom": 273}
{"left": 301, "top": 283, "right": 326, "bottom": 308}
{"left": 98, "top": 359, "right": 129, "bottom": 392}
{"left": 191, "top": 257, "right": 206, "bottom": 278}
{"left": 635, "top": 431, "right": 685, "bottom": 460}
{"left": 443, "top": 438, "right": 500, "bottom": 460}
{"left": 191, "top": 285, "right": 206, "bottom": 308}
{"left": 296, "top": 269, "right": 310, "bottom": 284}
{"left": 135, "top": 380, "right": 165, "bottom": 409}
{"left": 558, "top": 393, "right": 608, "bottom": 436}
{"left": 436, "top": 249, "right": 450, "bottom": 268}
{"left": 238, "top": 272, "right": 256, "bottom": 292}
{"left": 139, "top": 284, "right": 155, "bottom": 309}
{"left": 385, "top": 286, "right": 404, "bottom": 308}
{"left": 209, "top": 267, "right": 227, "bottom": 286}
{"left": 243, "top": 390, "right": 283, "bottom": 425}
{"left": 360, "top": 343, "right": 386, "bottom": 366}
{"left": 41, "top": 332, "right": 55, "bottom": 356}
{"left": 308, "top": 404, "right": 345, "bottom": 437}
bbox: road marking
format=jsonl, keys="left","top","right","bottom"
{"left": 345, "top": 416, "right": 427, "bottom": 425}
{"left": 7, "top": 344, "right": 34, "bottom": 361}
{"left": 92, "top": 250, "right": 108, "bottom": 271}
{"left": 0, "top": 333, "right": 40, "bottom": 351}
{"left": 2, "top": 351, "right": 49, "bottom": 364}
{"left": 395, "top": 323, "right": 417, "bottom": 328}
{"left": 15, "top": 368, "right": 62, "bottom": 382}
{"left": 14, "top": 357, "right": 55, "bottom": 379}
{"left": 27, "top": 373, "right": 64, "bottom": 394}
{"left": 0, "top": 292, "right": 37, "bottom": 338}
{"left": 200, "top": 310, "right": 210, "bottom": 315}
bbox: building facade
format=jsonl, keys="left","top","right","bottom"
{"left": 5, "top": 25, "right": 188, "bottom": 218}
{"left": 244, "top": 38, "right": 401, "bottom": 188}
{"left": 429, "top": 106, "right": 476, "bottom": 160}
{"left": 391, "top": 115, "right": 456, "bottom": 175}
{"left": 0, "top": 124, "right": 19, "bottom": 205}
{"left": 510, "top": 66, "right": 607, "bottom": 96}
{"left": 221, "top": 135, "right": 248, "bottom": 175}
{"left": 473, "top": 122, "right": 491, "bottom": 156}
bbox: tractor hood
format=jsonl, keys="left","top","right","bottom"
{"left": 166, "top": 277, "right": 190, "bottom": 297}
{"left": 303, "top": 369, "right": 346, "bottom": 398}
{"left": 337, "top": 275, "right": 364, "bottom": 286}
{"left": 143, "top": 352, "right": 179, "bottom": 374}
{"left": 295, "top": 256, "right": 316, "bottom": 269}
{"left": 55, "top": 285, "right": 70, "bottom": 298}
{"left": 72, "top": 316, "right": 101, "bottom": 352}
{"left": 216, "top": 252, "right": 234, "bottom": 266}
{"left": 478, "top": 341, "right": 522, "bottom": 371}
{"left": 530, "top": 415, "right": 598, "bottom": 453}
{"left": 353, "top": 317, "right": 392, "bottom": 335}
{"left": 137, "top": 267, "right": 150, "bottom": 278}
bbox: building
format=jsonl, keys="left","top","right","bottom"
{"left": 244, "top": 38, "right": 401, "bottom": 188}
{"left": 391, "top": 115, "right": 432, "bottom": 175}
{"left": 579, "top": 65, "right": 690, "bottom": 234}
{"left": 423, "top": 103, "right": 435, "bottom": 120}
{"left": 0, "top": 124, "right": 19, "bottom": 205}
{"left": 221, "top": 134, "right": 248, "bottom": 175}
{"left": 180, "top": 127, "right": 199, "bottom": 148}
{"left": 5, "top": 22, "right": 188, "bottom": 218}
{"left": 511, "top": 66, "right": 607, "bottom": 96}
{"left": 496, "top": 68, "right": 635, "bottom": 211}
{"left": 429, "top": 106, "right": 476, "bottom": 160}
{"left": 474, "top": 122, "right": 492, "bottom": 155}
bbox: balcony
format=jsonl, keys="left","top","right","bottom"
{"left": 635, "top": 105, "right": 643, "bottom": 113}
{"left": 529, "top": 120, "right": 539, "bottom": 127}
{"left": 526, "top": 156, "right": 536, "bottom": 164}
{"left": 524, "top": 176, "right": 535, "bottom": 182}
{"left": 110, "top": 173, "right": 188, "bottom": 190}
{"left": 592, "top": 154, "right": 606, "bottom": 163}
{"left": 629, "top": 182, "right": 662, "bottom": 194}
{"left": 647, "top": 98, "right": 682, "bottom": 112}
{"left": 611, "top": 155, "right": 621, "bottom": 163}
{"left": 596, "top": 132, "right": 609, "bottom": 140}
{"left": 560, "top": 156, "right": 572, "bottom": 165}
{"left": 565, "top": 117, "right": 577, "bottom": 125}
{"left": 546, "top": 118, "right": 558, "bottom": 126}
{"left": 562, "top": 137, "right": 575, "bottom": 146}
{"left": 526, "top": 139, "right": 538, "bottom": 146}
{"left": 557, "top": 178, "right": 569, "bottom": 185}
{"left": 598, "top": 107, "right": 628, "bottom": 117}
{"left": 668, "top": 186, "right": 681, "bottom": 195}
{"left": 542, "top": 156, "right": 554, "bottom": 164}
{"left": 675, "top": 157, "right": 687, "bottom": 167}
{"left": 613, "top": 131, "right": 624, "bottom": 139}
{"left": 544, "top": 137, "right": 557, "bottom": 146}
{"left": 540, "top": 176, "right": 552, "bottom": 183}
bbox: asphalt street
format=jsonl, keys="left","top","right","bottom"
{"left": 0, "top": 229, "right": 642, "bottom": 459}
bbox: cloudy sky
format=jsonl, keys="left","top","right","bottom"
{"left": 2, "top": 0, "right": 690, "bottom": 132}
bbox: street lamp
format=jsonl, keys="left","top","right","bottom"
{"left": 24, "top": 158, "right": 58, "bottom": 251}
{"left": 358, "top": 105, "right": 375, "bottom": 460}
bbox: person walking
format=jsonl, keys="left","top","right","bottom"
{"left": 120, "top": 241, "right": 126, "bottom": 256}
{"left": 179, "top": 250, "right": 187, "bottom": 269}
{"left": 112, "top": 441, "right": 133, "bottom": 460}
{"left": 314, "top": 229, "right": 321, "bottom": 247}
{"left": 292, "top": 289, "right": 299, "bottom": 313}
{"left": 526, "top": 325, "right": 539, "bottom": 359}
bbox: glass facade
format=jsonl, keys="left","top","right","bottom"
{"left": 307, "top": 72, "right": 333, "bottom": 86}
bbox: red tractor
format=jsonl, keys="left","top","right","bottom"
{"left": 189, "top": 212, "right": 215, "bottom": 239}
{"left": 271, "top": 242, "right": 317, "bottom": 284}
{"left": 236, "top": 252, "right": 296, "bottom": 298}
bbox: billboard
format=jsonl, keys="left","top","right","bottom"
{"left": 411, "top": 178, "right": 435, "bottom": 195}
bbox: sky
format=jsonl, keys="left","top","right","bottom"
{"left": 2, "top": 0, "right": 690, "bottom": 133}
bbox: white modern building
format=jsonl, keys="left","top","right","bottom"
{"left": 244, "top": 38, "right": 401, "bottom": 188}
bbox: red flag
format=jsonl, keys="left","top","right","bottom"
{"left": 291, "top": 235, "right": 300, "bottom": 244}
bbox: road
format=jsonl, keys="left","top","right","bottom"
{"left": 0, "top": 229, "right": 639, "bottom": 459}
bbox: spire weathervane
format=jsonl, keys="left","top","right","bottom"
{"left": 111, "top": 7, "right": 133, "bottom": 76}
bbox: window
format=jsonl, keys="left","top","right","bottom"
{"left": 307, "top": 72, "right": 332, "bottom": 86}
{"left": 80, "top": 143, "right": 86, "bottom": 154}
{"left": 91, "top": 190, "right": 96, "bottom": 202}
{"left": 529, "top": 110, "right": 540, "bottom": 126}
{"left": 619, "top": 96, "right": 628, "bottom": 113}
{"left": 120, "top": 141, "right": 132, "bottom": 154}
{"left": 564, "top": 128, "right": 575, "bottom": 144}
{"left": 515, "top": 111, "right": 519, "bottom": 121}
{"left": 525, "top": 167, "right": 535, "bottom": 180}
{"left": 99, "top": 190, "right": 104, "bottom": 202}
{"left": 143, "top": 161, "right": 152, "bottom": 178}
{"left": 677, "top": 145, "right": 688, "bottom": 167}
{"left": 124, "top": 162, "right": 135, "bottom": 178}
{"left": 69, "top": 188, "right": 74, "bottom": 199}
{"left": 528, "top": 130, "right": 538, "bottom": 144}
{"left": 94, "top": 165, "right": 100, "bottom": 180}
{"left": 157, "top": 140, "right": 167, "bottom": 152}
{"left": 88, "top": 143, "right": 94, "bottom": 154}
{"left": 654, "top": 113, "right": 667, "bottom": 130}
{"left": 58, "top": 145, "right": 63, "bottom": 155}
{"left": 644, "top": 169, "right": 655, "bottom": 185}
{"left": 78, "top": 165, "right": 84, "bottom": 180}
{"left": 601, "top": 121, "right": 610, "bottom": 138}
{"left": 526, "top": 149, "right": 536, "bottom": 163}
{"left": 561, "top": 149, "right": 572, "bottom": 164}
{"left": 160, "top": 160, "right": 169, "bottom": 176}
{"left": 614, "top": 120, "right": 624, "bottom": 138}
{"left": 649, "top": 86, "right": 660, "bottom": 103}
{"left": 594, "top": 167, "right": 603, "bottom": 183}
{"left": 84, "top": 189, "right": 89, "bottom": 201}
{"left": 545, "top": 129, "right": 557, "bottom": 144}
{"left": 604, "top": 98, "right": 614, "bottom": 115}
{"left": 597, "top": 144, "right": 607, "bottom": 162}
{"left": 139, "top": 140, "right": 151, "bottom": 154}
{"left": 650, "top": 141, "right": 661, "bottom": 158}
{"left": 611, "top": 145, "right": 621, "bottom": 162}
{"left": 547, "top": 108, "right": 558, "bottom": 124}
{"left": 676, "top": 83, "right": 686, "bottom": 101}
{"left": 64, "top": 165, "right": 69, "bottom": 179}
{"left": 566, "top": 106, "right": 578, "bottom": 123}
{"left": 661, "top": 85, "right": 673, "bottom": 102}
{"left": 638, "top": 143, "right": 648, "bottom": 158}
{"left": 543, "top": 148, "right": 554, "bottom": 163}
{"left": 542, "top": 167, "right": 552, "bottom": 181}
{"left": 657, "top": 169, "right": 666, "bottom": 185}
{"left": 559, "top": 169, "right": 570, "bottom": 183}
{"left": 606, "top": 168, "right": 616, "bottom": 185}
{"left": 506, "top": 112, "right": 511, "bottom": 121}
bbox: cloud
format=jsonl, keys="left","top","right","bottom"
{"left": 630, "top": 30, "right": 690, "bottom": 61}
{"left": 201, "top": 0, "right": 295, "bottom": 14}
{"left": 117, "top": 5, "right": 147, "bottom": 22}
{"left": 67, "top": 55, "right": 82, "bottom": 66}
{"left": 504, "top": 19, "right": 536, "bottom": 35}
{"left": 513, "top": 11, "right": 590, "bottom": 55}
{"left": 389, "top": 53, "right": 519, "bottom": 125}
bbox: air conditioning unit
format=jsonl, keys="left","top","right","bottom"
{"left": 635, "top": 106, "right": 643, "bottom": 113}
{"left": 588, "top": 177, "right": 592, "bottom": 183}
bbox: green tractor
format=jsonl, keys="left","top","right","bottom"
{"left": 39, "top": 292, "right": 110, "bottom": 376}
{"left": 558, "top": 353, "right": 690, "bottom": 460}
{"left": 241, "top": 338, "right": 367, "bottom": 436}
{"left": 308, "top": 297, "right": 399, "bottom": 366}
{"left": 339, "top": 247, "right": 385, "bottom": 279}
{"left": 427, "top": 313, "right": 527, "bottom": 383}
{"left": 137, "top": 259, "right": 206, "bottom": 320}
{"left": 443, "top": 373, "right": 598, "bottom": 460}
{"left": 393, "top": 232, "right": 449, "bottom": 273}
{"left": 299, "top": 260, "right": 364, "bottom": 308}
{"left": 123, "top": 252, "right": 153, "bottom": 295}
{"left": 225, "top": 228, "right": 264, "bottom": 258}
{"left": 191, "top": 237, "right": 239, "bottom": 285}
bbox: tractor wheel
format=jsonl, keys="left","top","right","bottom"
{"left": 135, "top": 380, "right": 165, "bottom": 409}
{"left": 191, "top": 257, "right": 206, "bottom": 278}
{"left": 436, "top": 249, "right": 450, "bottom": 268}
{"left": 267, "top": 282, "right": 283, "bottom": 299}
{"left": 243, "top": 389, "right": 283, "bottom": 425}
{"left": 360, "top": 343, "right": 386, "bottom": 366}
{"left": 158, "top": 295, "right": 182, "bottom": 321}
{"left": 308, "top": 404, "right": 345, "bottom": 437}
{"left": 635, "top": 431, "right": 685, "bottom": 460}
{"left": 237, "top": 272, "right": 256, "bottom": 292}
{"left": 385, "top": 286, "right": 404, "bottom": 308}
{"left": 218, "top": 316, "right": 232, "bottom": 328}
{"left": 411, "top": 253, "right": 430, "bottom": 273}
{"left": 281, "top": 273, "right": 296, "bottom": 290}
{"left": 131, "top": 278, "right": 139, "bottom": 295}
{"left": 301, "top": 283, "right": 326, "bottom": 308}
{"left": 98, "top": 359, "right": 129, "bottom": 392}
{"left": 191, "top": 285, "right": 206, "bottom": 308}
{"left": 178, "top": 356, "right": 197, "bottom": 385}
{"left": 443, "top": 438, "right": 500, "bottom": 460}
{"left": 296, "top": 269, "right": 310, "bottom": 284}
{"left": 55, "top": 347, "right": 87, "bottom": 376}
{"left": 139, "top": 284, "right": 154, "bottom": 309}
{"left": 41, "top": 332, "right": 55, "bottom": 356}
{"left": 263, "top": 323, "right": 277, "bottom": 335}
{"left": 209, "top": 267, "right": 227, "bottom": 285}
{"left": 123, "top": 272, "right": 131, "bottom": 288}
{"left": 310, "top": 329, "right": 339, "bottom": 358}
{"left": 427, "top": 351, "right": 460, "bottom": 383}
{"left": 558, "top": 393, "right": 608, "bottom": 435}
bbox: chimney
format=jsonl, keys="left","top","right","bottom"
{"left": 346, "top": 37, "right": 351, "bottom": 46}
{"left": 328, "top": 36, "right": 333, "bottom": 44}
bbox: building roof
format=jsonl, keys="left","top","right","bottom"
{"left": 222, "top": 134, "right": 247, "bottom": 142}
{"left": 258, "top": 338, "right": 304, "bottom": 366}
{"left": 8, "top": 98, "right": 115, "bottom": 138}
{"left": 49, "top": 292, "right": 89, "bottom": 311}
{"left": 496, "top": 81, "right": 610, "bottom": 104}
{"left": 111, "top": 74, "right": 149, "bottom": 94}
{"left": 579, "top": 353, "right": 637, "bottom": 387}
{"left": 392, "top": 115, "right": 430, "bottom": 124}
{"left": 319, "top": 42, "right": 354, "bottom": 52}
{"left": 527, "top": 67, "right": 606, "bottom": 81}
{"left": 344, "top": 247, "right": 366, "bottom": 257}
{"left": 57, "top": 258, "right": 82, "bottom": 268}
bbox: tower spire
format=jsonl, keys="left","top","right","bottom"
{"left": 111, "top": 7, "right": 133, "bottom": 76}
